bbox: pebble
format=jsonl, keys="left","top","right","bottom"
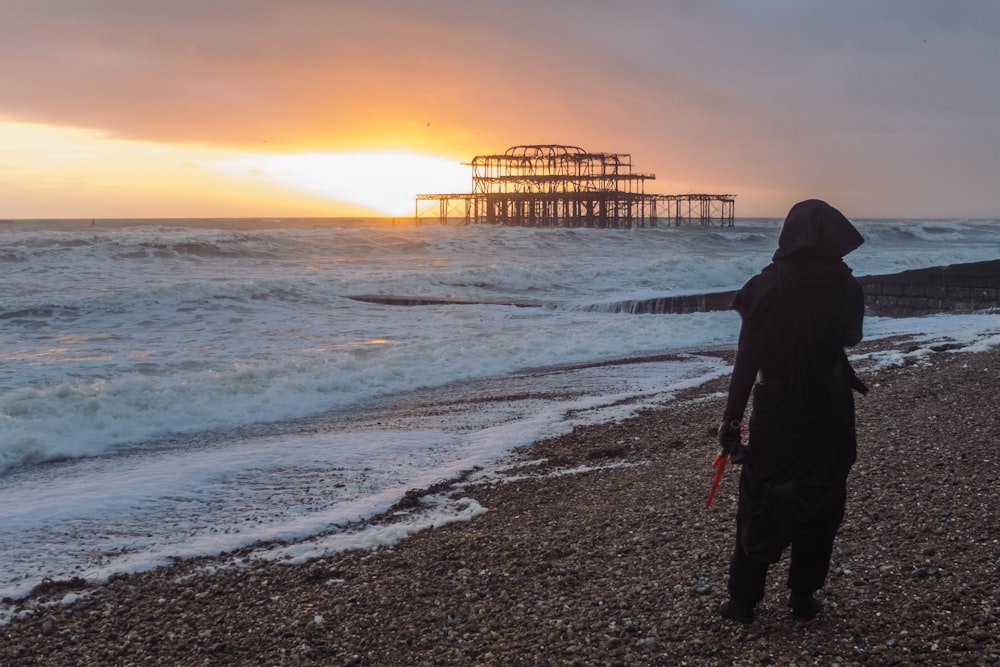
{"left": 2, "top": 344, "right": 999, "bottom": 665}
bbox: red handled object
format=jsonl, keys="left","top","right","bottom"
{"left": 705, "top": 453, "right": 729, "bottom": 509}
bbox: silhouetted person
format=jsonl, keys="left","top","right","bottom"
{"left": 717, "top": 199, "right": 867, "bottom": 623}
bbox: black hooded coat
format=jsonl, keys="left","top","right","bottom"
{"left": 723, "top": 200, "right": 866, "bottom": 563}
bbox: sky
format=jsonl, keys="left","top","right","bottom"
{"left": 2, "top": 0, "right": 1000, "bottom": 219}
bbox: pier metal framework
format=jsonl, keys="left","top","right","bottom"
{"left": 415, "top": 144, "right": 734, "bottom": 227}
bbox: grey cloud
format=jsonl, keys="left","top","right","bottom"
{"left": 1, "top": 0, "right": 999, "bottom": 215}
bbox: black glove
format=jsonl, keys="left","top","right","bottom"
{"left": 717, "top": 418, "right": 742, "bottom": 456}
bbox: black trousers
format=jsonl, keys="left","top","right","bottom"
{"left": 727, "top": 497, "right": 845, "bottom": 606}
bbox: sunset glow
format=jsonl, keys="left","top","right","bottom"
{"left": 0, "top": 121, "right": 471, "bottom": 218}
{"left": 212, "top": 151, "right": 471, "bottom": 217}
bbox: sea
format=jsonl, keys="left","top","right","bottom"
{"left": 2, "top": 216, "right": 999, "bottom": 616}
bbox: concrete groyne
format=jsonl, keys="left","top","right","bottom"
{"left": 600, "top": 259, "right": 1000, "bottom": 316}
{"left": 858, "top": 259, "right": 1000, "bottom": 317}
{"left": 347, "top": 260, "right": 1000, "bottom": 317}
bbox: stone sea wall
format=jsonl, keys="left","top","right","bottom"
{"left": 624, "top": 259, "right": 1000, "bottom": 316}
{"left": 347, "top": 260, "right": 1000, "bottom": 317}
{"left": 858, "top": 259, "right": 1000, "bottom": 317}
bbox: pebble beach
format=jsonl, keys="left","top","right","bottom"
{"left": 3, "top": 336, "right": 999, "bottom": 666}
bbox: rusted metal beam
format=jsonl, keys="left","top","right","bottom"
{"left": 416, "top": 145, "right": 735, "bottom": 227}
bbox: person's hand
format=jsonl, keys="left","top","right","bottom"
{"left": 717, "top": 418, "right": 742, "bottom": 455}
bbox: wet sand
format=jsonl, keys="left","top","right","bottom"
{"left": 3, "top": 337, "right": 999, "bottom": 666}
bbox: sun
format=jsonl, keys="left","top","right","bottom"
{"left": 216, "top": 151, "right": 471, "bottom": 217}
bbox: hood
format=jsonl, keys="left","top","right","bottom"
{"left": 772, "top": 199, "right": 864, "bottom": 261}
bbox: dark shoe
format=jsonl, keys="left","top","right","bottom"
{"left": 718, "top": 599, "right": 754, "bottom": 624}
{"left": 789, "top": 592, "right": 821, "bottom": 620}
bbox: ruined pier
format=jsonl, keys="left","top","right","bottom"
{"left": 416, "top": 144, "right": 735, "bottom": 228}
